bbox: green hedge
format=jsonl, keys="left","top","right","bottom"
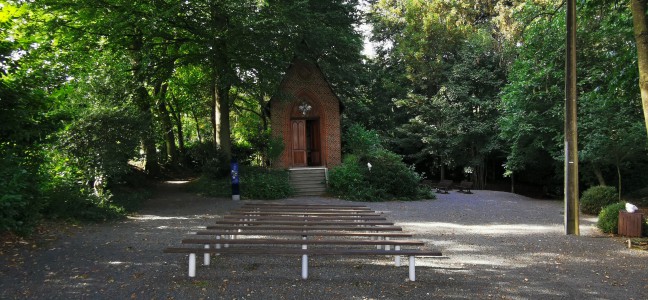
{"left": 581, "top": 185, "right": 618, "bottom": 215}
{"left": 596, "top": 202, "right": 626, "bottom": 234}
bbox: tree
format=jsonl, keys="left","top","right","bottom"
{"left": 631, "top": 0, "right": 648, "bottom": 138}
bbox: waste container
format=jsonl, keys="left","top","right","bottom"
{"left": 618, "top": 211, "right": 644, "bottom": 237}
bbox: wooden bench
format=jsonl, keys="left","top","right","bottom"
{"left": 213, "top": 220, "right": 395, "bottom": 226}
{"left": 230, "top": 211, "right": 384, "bottom": 216}
{"left": 223, "top": 215, "right": 388, "bottom": 221}
{"left": 435, "top": 179, "right": 453, "bottom": 194}
{"left": 457, "top": 180, "right": 473, "bottom": 194}
{"left": 165, "top": 204, "right": 444, "bottom": 282}
{"left": 195, "top": 230, "right": 413, "bottom": 239}
{"left": 205, "top": 225, "right": 403, "bottom": 231}
{"left": 241, "top": 204, "right": 369, "bottom": 209}
{"left": 163, "top": 246, "right": 443, "bottom": 281}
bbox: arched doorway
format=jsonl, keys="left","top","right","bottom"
{"left": 290, "top": 99, "right": 321, "bottom": 167}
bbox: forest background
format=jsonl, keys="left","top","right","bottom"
{"left": 2, "top": 0, "right": 648, "bottom": 235}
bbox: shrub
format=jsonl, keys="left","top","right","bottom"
{"left": 42, "top": 179, "right": 125, "bottom": 222}
{"left": 240, "top": 167, "right": 294, "bottom": 200}
{"left": 596, "top": 202, "right": 626, "bottom": 234}
{"left": 0, "top": 149, "right": 43, "bottom": 235}
{"left": 328, "top": 151, "right": 434, "bottom": 202}
{"left": 329, "top": 124, "right": 435, "bottom": 202}
{"left": 185, "top": 142, "right": 229, "bottom": 178}
{"left": 580, "top": 186, "right": 618, "bottom": 215}
{"left": 343, "top": 124, "right": 381, "bottom": 157}
{"left": 187, "top": 168, "right": 294, "bottom": 200}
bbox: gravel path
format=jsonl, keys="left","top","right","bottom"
{"left": 1, "top": 182, "right": 647, "bottom": 299}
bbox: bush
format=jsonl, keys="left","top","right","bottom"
{"left": 0, "top": 147, "right": 43, "bottom": 235}
{"left": 580, "top": 185, "right": 618, "bottom": 215}
{"left": 596, "top": 202, "right": 626, "bottom": 234}
{"left": 42, "top": 180, "right": 125, "bottom": 222}
{"left": 329, "top": 124, "right": 434, "bottom": 202}
{"left": 328, "top": 151, "right": 434, "bottom": 202}
{"left": 240, "top": 167, "right": 294, "bottom": 200}
{"left": 185, "top": 142, "right": 229, "bottom": 178}
{"left": 187, "top": 167, "right": 294, "bottom": 200}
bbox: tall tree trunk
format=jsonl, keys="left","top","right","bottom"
{"left": 616, "top": 163, "right": 623, "bottom": 201}
{"left": 210, "top": 78, "right": 232, "bottom": 162}
{"left": 631, "top": 0, "right": 648, "bottom": 137}
{"left": 129, "top": 32, "right": 159, "bottom": 176}
{"left": 191, "top": 110, "right": 202, "bottom": 143}
{"left": 156, "top": 82, "right": 178, "bottom": 164}
{"left": 211, "top": 79, "right": 219, "bottom": 149}
{"left": 217, "top": 83, "right": 232, "bottom": 162}
{"left": 593, "top": 166, "right": 606, "bottom": 186}
{"left": 168, "top": 95, "right": 185, "bottom": 156}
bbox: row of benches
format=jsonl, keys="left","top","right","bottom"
{"left": 164, "top": 203, "right": 444, "bottom": 281}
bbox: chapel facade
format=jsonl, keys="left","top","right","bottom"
{"left": 269, "top": 58, "right": 342, "bottom": 169}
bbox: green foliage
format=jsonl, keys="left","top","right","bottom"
{"left": 329, "top": 125, "right": 433, "bottom": 201}
{"left": 328, "top": 155, "right": 374, "bottom": 200}
{"left": 42, "top": 181, "right": 125, "bottom": 222}
{"left": 580, "top": 186, "right": 619, "bottom": 215}
{"left": 59, "top": 106, "right": 143, "bottom": 188}
{"left": 185, "top": 142, "right": 230, "bottom": 178}
{"left": 187, "top": 167, "right": 294, "bottom": 200}
{"left": 0, "top": 145, "right": 44, "bottom": 235}
{"left": 597, "top": 202, "right": 627, "bottom": 234}
{"left": 240, "top": 167, "right": 294, "bottom": 200}
{"left": 185, "top": 176, "right": 231, "bottom": 198}
{"left": 344, "top": 124, "right": 382, "bottom": 157}
{"left": 266, "top": 136, "right": 285, "bottom": 167}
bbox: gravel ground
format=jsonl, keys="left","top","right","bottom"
{"left": 1, "top": 181, "right": 647, "bottom": 299}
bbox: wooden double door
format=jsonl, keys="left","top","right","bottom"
{"left": 291, "top": 119, "right": 321, "bottom": 167}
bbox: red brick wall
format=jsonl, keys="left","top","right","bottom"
{"left": 270, "top": 59, "right": 342, "bottom": 169}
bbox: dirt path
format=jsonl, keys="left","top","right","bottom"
{"left": 1, "top": 181, "right": 647, "bottom": 299}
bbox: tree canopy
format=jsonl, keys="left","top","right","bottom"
{"left": 2, "top": 0, "right": 648, "bottom": 234}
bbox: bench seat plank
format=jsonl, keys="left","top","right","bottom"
{"left": 195, "top": 230, "right": 412, "bottom": 238}
{"left": 229, "top": 211, "right": 384, "bottom": 216}
{"left": 214, "top": 220, "right": 395, "bottom": 226}
{"left": 223, "top": 215, "right": 387, "bottom": 221}
{"left": 204, "top": 225, "right": 403, "bottom": 231}
{"left": 181, "top": 238, "right": 425, "bottom": 246}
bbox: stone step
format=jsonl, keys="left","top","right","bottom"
{"left": 289, "top": 168, "right": 327, "bottom": 196}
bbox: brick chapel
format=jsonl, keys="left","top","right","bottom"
{"left": 269, "top": 58, "right": 343, "bottom": 170}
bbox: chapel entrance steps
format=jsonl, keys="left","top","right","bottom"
{"left": 289, "top": 167, "right": 328, "bottom": 196}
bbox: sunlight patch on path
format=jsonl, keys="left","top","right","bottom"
{"left": 401, "top": 222, "right": 563, "bottom": 235}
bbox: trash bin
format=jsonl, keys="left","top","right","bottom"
{"left": 618, "top": 211, "right": 644, "bottom": 237}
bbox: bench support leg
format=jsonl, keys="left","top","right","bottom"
{"left": 301, "top": 254, "right": 308, "bottom": 280}
{"left": 301, "top": 239, "right": 308, "bottom": 279}
{"left": 189, "top": 253, "right": 196, "bottom": 277}
{"left": 395, "top": 246, "right": 401, "bottom": 267}
{"left": 204, "top": 244, "right": 210, "bottom": 266}
{"left": 215, "top": 235, "right": 221, "bottom": 256}
{"left": 408, "top": 256, "right": 415, "bottom": 281}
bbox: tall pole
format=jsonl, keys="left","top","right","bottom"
{"left": 565, "top": 0, "right": 579, "bottom": 235}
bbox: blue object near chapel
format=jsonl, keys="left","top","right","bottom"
{"left": 231, "top": 159, "right": 240, "bottom": 200}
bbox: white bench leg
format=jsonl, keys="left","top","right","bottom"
{"left": 215, "top": 235, "right": 221, "bottom": 255}
{"left": 302, "top": 254, "right": 308, "bottom": 279}
{"left": 204, "top": 244, "right": 210, "bottom": 265}
{"left": 189, "top": 253, "right": 196, "bottom": 277}
{"left": 377, "top": 235, "right": 382, "bottom": 249}
{"left": 395, "top": 246, "right": 401, "bottom": 266}
{"left": 408, "top": 256, "right": 415, "bottom": 281}
{"left": 302, "top": 238, "right": 308, "bottom": 279}
{"left": 385, "top": 237, "right": 391, "bottom": 251}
